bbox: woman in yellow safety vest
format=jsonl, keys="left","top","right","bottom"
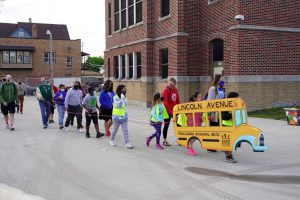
{"left": 146, "top": 92, "right": 169, "bottom": 150}
{"left": 109, "top": 84, "right": 133, "bottom": 149}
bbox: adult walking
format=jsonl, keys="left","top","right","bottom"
{"left": 161, "top": 77, "right": 180, "bottom": 146}
{"left": 53, "top": 84, "right": 67, "bottom": 129}
{"left": 99, "top": 80, "right": 114, "bottom": 137}
{"left": 207, "top": 74, "right": 236, "bottom": 163}
{"left": 64, "top": 81, "right": 84, "bottom": 133}
{"left": 17, "top": 81, "right": 26, "bottom": 114}
{"left": 36, "top": 78, "right": 53, "bottom": 129}
{"left": 0, "top": 75, "right": 18, "bottom": 131}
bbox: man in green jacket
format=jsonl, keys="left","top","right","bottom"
{"left": 0, "top": 75, "right": 18, "bottom": 131}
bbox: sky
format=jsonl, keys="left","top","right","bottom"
{"left": 0, "top": 0, "right": 106, "bottom": 56}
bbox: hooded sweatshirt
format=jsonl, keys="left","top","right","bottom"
{"left": 162, "top": 85, "right": 180, "bottom": 116}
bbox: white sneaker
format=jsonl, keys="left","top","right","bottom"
{"left": 6, "top": 124, "right": 10, "bottom": 129}
{"left": 109, "top": 140, "right": 116, "bottom": 146}
{"left": 77, "top": 128, "right": 84, "bottom": 133}
{"left": 64, "top": 127, "right": 69, "bottom": 132}
{"left": 125, "top": 143, "right": 133, "bottom": 149}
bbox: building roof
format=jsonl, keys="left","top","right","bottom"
{"left": 0, "top": 22, "right": 70, "bottom": 40}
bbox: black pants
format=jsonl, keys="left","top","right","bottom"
{"left": 163, "top": 116, "right": 172, "bottom": 140}
{"left": 65, "top": 105, "right": 82, "bottom": 129}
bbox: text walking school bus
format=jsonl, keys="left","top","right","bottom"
{"left": 173, "top": 98, "right": 267, "bottom": 152}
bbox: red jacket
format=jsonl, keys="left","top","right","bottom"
{"left": 162, "top": 85, "right": 180, "bottom": 116}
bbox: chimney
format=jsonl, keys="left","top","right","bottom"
{"left": 32, "top": 24, "right": 37, "bottom": 39}
{"left": 29, "top": 18, "right": 32, "bottom": 23}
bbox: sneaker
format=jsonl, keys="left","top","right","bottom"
{"left": 59, "top": 126, "right": 64, "bottom": 130}
{"left": 85, "top": 133, "right": 90, "bottom": 138}
{"left": 10, "top": 125, "right": 15, "bottom": 131}
{"left": 64, "top": 127, "right": 69, "bottom": 132}
{"left": 225, "top": 156, "right": 237, "bottom": 163}
{"left": 109, "top": 140, "right": 116, "bottom": 146}
{"left": 163, "top": 141, "right": 171, "bottom": 146}
{"left": 125, "top": 143, "right": 134, "bottom": 149}
{"left": 96, "top": 132, "right": 105, "bottom": 138}
{"left": 155, "top": 144, "right": 164, "bottom": 150}
{"left": 77, "top": 128, "right": 84, "bottom": 133}
{"left": 6, "top": 124, "right": 10, "bottom": 129}
{"left": 146, "top": 137, "right": 151, "bottom": 146}
{"left": 43, "top": 126, "right": 48, "bottom": 129}
{"left": 187, "top": 148, "right": 196, "bottom": 156}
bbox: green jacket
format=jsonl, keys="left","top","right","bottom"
{"left": 0, "top": 82, "right": 18, "bottom": 104}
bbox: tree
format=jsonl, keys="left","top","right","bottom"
{"left": 85, "top": 56, "right": 104, "bottom": 72}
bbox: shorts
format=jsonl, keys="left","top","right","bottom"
{"left": 1, "top": 101, "right": 16, "bottom": 115}
{"left": 86, "top": 112, "right": 98, "bottom": 126}
{"left": 99, "top": 106, "right": 112, "bottom": 121}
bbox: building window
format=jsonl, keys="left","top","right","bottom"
{"left": 136, "top": 52, "right": 142, "bottom": 79}
{"left": 161, "top": 0, "right": 170, "bottom": 17}
{"left": 114, "top": 56, "right": 119, "bottom": 79}
{"left": 2, "top": 51, "right": 30, "bottom": 64}
{"left": 121, "top": 0, "right": 127, "bottom": 29}
{"left": 108, "top": 3, "right": 112, "bottom": 35}
{"left": 19, "top": 31, "right": 25, "bottom": 38}
{"left": 161, "top": 49, "right": 168, "bottom": 79}
{"left": 114, "top": 0, "right": 120, "bottom": 31}
{"left": 107, "top": 58, "right": 111, "bottom": 77}
{"left": 66, "top": 57, "right": 72, "bottom": 68}
{"left": 121, "top": 55, "right": 126, "bottom": 79}
{"left": 9, "top": 51, "right": 16, "bottom": 63}
{"left": 128, "top": 53, "right": 133, "bottom": 79}
{"left": 136, "top": 0, "right": 143, "bottom": 23}
{"left": 17, "top": 51, "right": 23, "bottom": 63}
{"left": 43, "top": 52, "right": 56, "bottom": 64}
{"left": 114, "top": 0, "right": 142, "bottom": 31}
{"left": 2, "top": 51, "right": 9, "bottom": 63}
{"left": 24, "top": 51, "right": 30, "bottom": 64}
{"left": 128, "top": 0, "right": 134, "bottom": 26}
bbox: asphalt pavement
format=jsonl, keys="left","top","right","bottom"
{"left": 0, "top": 97, "right": 300, "bottom": 200}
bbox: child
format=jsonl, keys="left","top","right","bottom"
{"left": 146, "top": 93, "right": 168, "bottom": 150}
{"left": 53, "top": 84, "right": 67, "bottom": 129}
{"left": 82, "top": 87, "right": 104, "bottom": 138}
{"left": 109, "top": 85, "right": 133, "bottom": 149}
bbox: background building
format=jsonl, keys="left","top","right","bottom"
{"left": 0, "top": 21, "right": 82, "bottom": 86}
{"left": 104, "top": 0, "right": 300, "bottom": 109}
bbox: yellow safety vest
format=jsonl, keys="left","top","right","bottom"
{"left": 150, "top": 105, "right": 169, "bottom": 122}
{"left": 112, "top": 96, "right": 125, "bottom": 117}
{"left": 177, "top": 114, "right": 187, "bottom": 126}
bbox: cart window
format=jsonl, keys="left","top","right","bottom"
{"left": 235, "top": 110, "right": 242, "bottom": 127}
{"left": 221, "top": 111, "right": 233, "bottom": 127}
{"left": 175, "top": 114, "right": 182, "bottom": 127}
{"left": 195, "top": 112, "right": 206, "bottom": 127}
{"left": 242, "top": 109, "right": 247, "bottom": 124}
{"left": 208, "top": 111, "right": 220, "bottom": 127}
{"left": 184, "top": 113, "right": 194, "bottom": 127}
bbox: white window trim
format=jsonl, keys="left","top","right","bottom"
{"left": 125, "top": 54, "right": 129, "bottom": 79}
{"left": 133, "top": 52, "right": 137, "bottom": 79}
{"left": 208, "top": 0, "right": 221, "bottom": 5}
{"left": 159, "top": 14, "right": 171, "bottom": 21}
{"left": 118, "top": 55, "right": 122, "bottom": 79}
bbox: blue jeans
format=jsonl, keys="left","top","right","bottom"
{"left": 38, "top": 100, "right": 50, "bottom": 127}
{"left": 57, "top": 104, "right": 65, "bottom": 126}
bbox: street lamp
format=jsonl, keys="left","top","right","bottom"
{"left": 46, "top": 30, "right": 54, "bottom": 79}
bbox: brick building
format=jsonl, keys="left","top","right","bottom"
{"left": 104, "top": 0, "right": 300, "bottom": 109}
{"left": 0, "top": 21, "right": 82, "bottom": 86}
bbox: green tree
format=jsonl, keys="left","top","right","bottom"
{"left": 85, "top": 56, "right": 104, "bottom": 72}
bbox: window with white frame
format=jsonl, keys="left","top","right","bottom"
{"left": 108, "top": 3, "right": 112, "bottom": 35}
{"left": 121, "top": 55, "right": 126, "bottom": 79}
{"left": 114, "top": 52, "right": 142, "bottom": 80}
{"left": 114, "top": 0, "right": 143, "bottom": 32}
{"left": 161, "top": 49, "right": 168, "bottom": 79}
{"left": 136, "top": 52, "right": 141, "bottom": 79}
{"left": 24, "top": 51, "right": 30, "bottom": 64}
{"left": 19, "top": 31, "right": 25, "bottom": 38}
{"left": 9, "top": 51, "right": 16, "bottom": 63}
{"left": 17, "top": 51, "right": 23, "bottom": 63}
{"left": 66, "top": 56, "right": 72, "bottom": 68}
{"left": 114, "top": 56, "right": 119, "bottom": 79}
{"left": 128, "top": 53, "right": 133, "bottom": 79}
{"left": 43, "top": 52, "right": 56, "bottom": 64}
{"left": 2, "top": 51, "right": 9, "bottom": 63}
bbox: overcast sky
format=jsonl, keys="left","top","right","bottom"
{"left": 0, "top": 0, "right": 106, "bottom": 56}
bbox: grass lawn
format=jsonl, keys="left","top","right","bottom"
{"left": 248, "top": 107, "right": 287, "bottom": 120}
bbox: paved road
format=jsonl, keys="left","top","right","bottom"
{"left": 0, "top": 97, "right": 300, "bottom": 200}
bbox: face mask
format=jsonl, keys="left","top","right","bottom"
{"left": 109, "top": 86, "right": 113, "bottom": 92}
{"left": 2, "top": 79, "right": 6, "bottom": 82}
{"left": 41, "top": 80, "right": 47, "bottom": 85}
{"left": 60, "top": 89, "right": 65, "bottom": 92}
{"left": 122, "top": 91, "right": 126, "bottom": 96}
{"left": 219, "top": 80, "right": 225, "bottom": 87}
{"left": 19, "top": 82, "right": 21, "bottom": 84}
{"left": 74, "top": 85, "right": 79, "bottom": 90}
